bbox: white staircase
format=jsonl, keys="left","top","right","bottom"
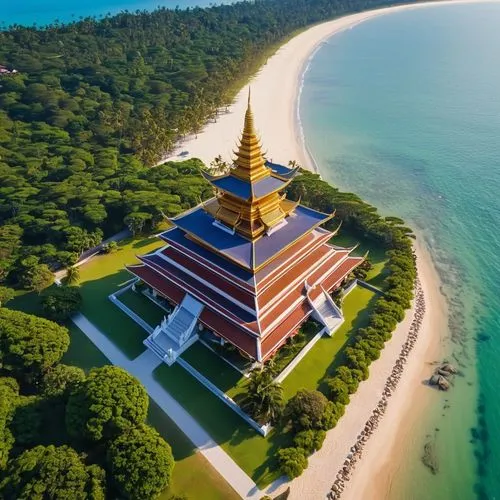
{"left": 144, "top": 294, "right": 203, "bottom": 365}
{"left": 309, "top": 288, "right": 344, "bottom": 336}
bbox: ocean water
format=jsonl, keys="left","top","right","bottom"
{"left": 300, "top": 3, "right": 500, "bottom": 499}
{"left": 0, "top": 0, "right": 232, "bottom": 27}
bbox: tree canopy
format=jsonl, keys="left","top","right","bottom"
{"left": 66, "top": 365, "right": 149, "bottom": 441}
{"left": 107, "top": 424, "right": 174, "bottom": 499}
{"left": 0, "top": 445, "right": 106, "bottom": 500}
{"left": 0, "top": 379, "right": 18, "bottom": 468}
{"left": 0, "top": 308, "right": 69, "bottom": 380}
{"left": 243, "top": 366, "right": 283, "bottom": 424}
{"left": 0, "top": 0, "right": 406, "bottom": 283}
{"left": 41, "top": 286, "right": 82, "bottom": 322}
{"left": 284, "top": 389, "right": 336, "bottom": 432}
{"left": 41, "top": 363, "right": 86, "bottom": 398}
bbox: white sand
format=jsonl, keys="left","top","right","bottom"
{"left": 162, "top": 2, "right": 490, "bottom": 498}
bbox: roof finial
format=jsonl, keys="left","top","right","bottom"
{"left": 248, "top": 86, "right": 251, "bottom": 107}
{"left": 243, "top": 87, "right": 255, "bottom": 135}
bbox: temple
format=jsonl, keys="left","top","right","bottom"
{"left": 127, "top": 95, "right": 364, "bottom": 365}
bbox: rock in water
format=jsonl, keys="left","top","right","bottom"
{"left": 437, "top": 376, "right": 450, "bottom": 391}
{"left": 429, "top": 374, "right": 440, "bottom": 386}
{"left": 422, "top": 441, "right": 439, "bottom": 474}
{"left": 440, "top": 363, "right": 458, "bottom": 374}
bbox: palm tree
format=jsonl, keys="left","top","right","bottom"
{"left": 66, "top": 266, "right": 80, "bottom": 285}
{"left": 244, "top": 367, "right": 284, "bottom": 424}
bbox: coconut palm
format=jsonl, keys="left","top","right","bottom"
{"left": 66, "top": 265, "right": 80, "bottom": 285}
{"left": 244, "top": 367, "right": 284, "bottom": 424}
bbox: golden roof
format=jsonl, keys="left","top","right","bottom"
{"left": 231, "top": 90, "right": 270, "bottom": 183}
{"left": 204, "top": 90, "right": 297, "bottom": 240}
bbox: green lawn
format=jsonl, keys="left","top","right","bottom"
{"left": 181, "top": 342, "right": 249, "bottom": 400}
{"left": 77, "top": 236, "right": 164, "bottom": 359}
{"left": 118, "top": 288, "right": 167, "bottom": 327}
{"left": 330, "top": 228, "right": 389, "bottom": 289}
{"left": 62, "top": 323, "right": 110, "bottom": 370}
{"left": 282, "top": 286, "right": 377, "bottom": 400}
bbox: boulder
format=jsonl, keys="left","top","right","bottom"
{"left": 429, "top": 374, "right": 440, "bottom": 386}
{"left": 440, "top": 363, "right": 458, "bottom": 374}
{"left": 437, "top": 376, "right": 450, "bottom": 391}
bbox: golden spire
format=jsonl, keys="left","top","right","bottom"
{"left": 232, "top": 88, "right": 269, "bottom": 182}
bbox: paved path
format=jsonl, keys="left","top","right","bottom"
{"left": 71, "top": 313, "right": 265, "bottom": 500}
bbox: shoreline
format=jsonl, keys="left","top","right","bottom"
{"left": 162, "top": 2, "right": 480, "bottom": 499}
{"left": 164, "top": 0, "right": 488, "bottom": 173}
{"left": 283, "top": 239, "right": 446, "bottom": 499}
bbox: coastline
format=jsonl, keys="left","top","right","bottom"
{"left": 162, "top": 3, "right": 473, "bottom": 499}
{"left": 163, "top": 0, "right": 485, "bottom": 173}
{"left": 284, "top": 239, "right": 446, "bottom": 500}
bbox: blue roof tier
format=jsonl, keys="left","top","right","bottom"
{"left": 160, "top": 227, "right": 255, "bottom": 286}
{"left": 160, "top": 226, "right": 333, "bottom": 288}
{"left": 265, "top": 161, "right": 300, "bottom": 179}
{"left": 167, "top": 203, "right": 332, "bottom": 270}
{"left": 202, "top": 170, "right": 290, "bottom": 200}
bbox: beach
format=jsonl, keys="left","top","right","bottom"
{"left": 164, "top": 2, "right": 470, "bottom": 498}
{"left": 286, "top": 240, "right": 446, "bottom": 500}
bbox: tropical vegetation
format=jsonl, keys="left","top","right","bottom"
{"left": 0, "top": 308, "right": 174, "bottom": 499}
{"left": 0, "top": 0, "right": 408, "bottom": 289}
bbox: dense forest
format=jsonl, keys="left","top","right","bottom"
{"left": 0, "top": 0, "right": 411, "bottom": 287}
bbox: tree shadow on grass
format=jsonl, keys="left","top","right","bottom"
{"left": 132, "top": 236, "right": 160, "bottom": 249}
{"left": 79, "top": 270, "right": 148, "bottom": 359}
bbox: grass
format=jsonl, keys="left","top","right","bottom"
{"left": 282, "top": 286, "right": 377, "bottom": 400}
{"left": 62, "top": 323, "right": 110, "bottom": 370}
{"left": 77, "top": 236, "right": 164, "bottom": 359}
{"left": 118, "top": 288, "right": 167, "bottom": 327}
{"left": 330, "top": 228, "right": 389, "bottom": 289}
{"left": 181, "top": 342, "right": 249, "bottom": 400}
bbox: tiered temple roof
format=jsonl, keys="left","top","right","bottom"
{"left": 200, "top": 94, "right": 301, "bottom": 240}
{"left": 127, "top": 94, "right": 364, "bottom": 362}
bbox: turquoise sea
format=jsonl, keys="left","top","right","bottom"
{"left": 301, "top": 3, "right": 500, "bottom": 499}
{"left": 0, "top": 0, "right": 231, "bottom": 27}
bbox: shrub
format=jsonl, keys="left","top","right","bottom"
{"left": 326, "top": 377, "right": 350, "bottom": 405}
{"left": 293, "top": 429, "right": 326, "bottom": 454}
{"left": 278, "top": 447, "right": 308, "bottom": 479}
{"left": 335, "top": 366, "right": 363, "bottom": 394}
{"left": 285, "top": 389, "right": 334, "bottom": 431}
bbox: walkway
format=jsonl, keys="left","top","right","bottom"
{"left": 71, "top": 313, "right": 265, "bottom": 500}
